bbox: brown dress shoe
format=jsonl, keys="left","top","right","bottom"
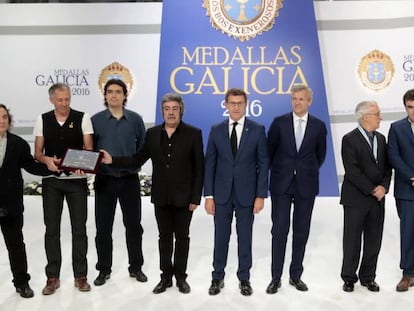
{"left": 396, "top": 276, "right": 414, "bottom": 292}
{"left": 75, "top": 276, "right": 91, "bottom": 292}
{"left": 42, "top": 277, "right": 60, "bottom": 295}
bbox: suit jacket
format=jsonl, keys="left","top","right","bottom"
{"left": 0, "top": 132, "right": 51, "bottom": 215}
{"left": 203, "top": 118, "right": 268, "bottom": 207}
{"left": 112, "top": 122, "right": 204, "bottom": 207}
{"left": 340, "top": 128, "right": 391, "bottom": 207}
{"left": 388, "top": 117, "right": 414, "bottom": 200}
{"left": 267, "top": 112, "right": 327, "bottom": 199}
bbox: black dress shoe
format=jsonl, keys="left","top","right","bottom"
{"left": 266, "top": 280, "right": 281, "bottom": 294}
{"left": 208, "top": 279, "right": 224, "bottom": 295}
{"left": 152, "top": 279, "right": 173, "bottom": 294}
{"left": 361, "top": 280, "right": 380, "bottom": 292}
{"left": 94, "top": 272, "right": 111, "bottom": 286}
{"left": 342, "top": 281, "right": 354, "bottom": 292}
{"left": 16, "top": 284, "right": 34, "bottom": 298}
{"left": 239, "top": 280, "right": 253, "bottom": 296}
{"left": 289, "top": 278, "right": 308, "bottom": 291}
{"left": 130, "top": 270, "right": 148, "bottom": 282}
{"left": 176, "top": 280, "right": 191, "bottom": 294}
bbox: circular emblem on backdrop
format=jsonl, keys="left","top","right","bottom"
{"left": 358, "top": 50, "right": 395, "bottom": 91}
{"left": 203, "top": 0, "right": 284, "bottom": 42}
{"left": 98, "top": 62, "right": 134, "bottom": 95}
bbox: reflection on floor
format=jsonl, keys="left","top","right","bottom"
{"left": 0, "top": 195, "right": 412, "bottom": 311}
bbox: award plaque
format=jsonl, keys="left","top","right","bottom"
{"left": 59, "top": 148, "right": 103, "bottom": 174}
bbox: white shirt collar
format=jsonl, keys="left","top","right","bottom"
{"left": 293, "top": 112, "right": 308, "bottom": 123}
{"left": 229, "top": 116, "right": 245, "bottom": 127}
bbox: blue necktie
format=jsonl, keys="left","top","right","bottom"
{"left": 296, "top": 119, "right": 304, "bottom": 151}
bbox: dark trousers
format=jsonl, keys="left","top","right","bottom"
{"left": 396, "top": 199, "right": 414, "bottom": 276}
{"left": 94, "top": 174, "right": 143, "bottom": 274}
{"left": 270, "top": 192, "right": 315, "bottom": 281}
{"left": 212, "top": 191, "right": 254, "bottom": 281}
{"left": 0, "top": 214, "right": 30, "bottom": 287}
{"left": 341, "top": 202, "right": 384, "bottom": 283}
{"left": 154, "top": 205, "right": 193, "bottom": 281}
{"left": 42, "top": 177, "right": 88, "bottom": 278}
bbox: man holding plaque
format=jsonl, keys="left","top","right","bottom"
{"left": 91, "top": 79, "right": 147, "bottom": 286}
{"left": 34, "top": 83, "right": 94, "bottom": 294}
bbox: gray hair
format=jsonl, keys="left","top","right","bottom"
{"left": 355, "top": 101, "right": 378, "bottom": 123}
{"left": 161, "top": 93, "right": 185, "bottom": 118}
{"left": 48, "top": 83, "right": 70, "bottom": 98}
{"left": 291, "top": 84, "right": 313, "bottom": 101}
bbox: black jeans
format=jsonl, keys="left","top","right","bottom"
{"left": 42, "top": 177, "right": 88, "bottom": 278}
{"left": 94, "top": 174, "right": 143, "bottom": 274}
{"left": 0, "top": 213, "right": 30, "bottom": 287}
{"left": 154, "top": 204, "right": 193, "bottom": 281}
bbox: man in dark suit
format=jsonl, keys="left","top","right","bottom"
{"left": 266, "top": 84, "right": 326, "bottom": 294}
{"left": 101, "top": 93, "right": 204, "bottom": 294}
{"left": 388, "top": 89, "right": 414, "bottom": 292}
{"left": 204, "top": 88, "right": 268, "bottom": 296}
{"left": 0, "top": 104, "right": 55, "bottom": 298}
{"left": 340, "top": 101, "right": 391, "bottom": 293}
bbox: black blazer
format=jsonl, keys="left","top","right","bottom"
{"left": 340, "top": 128, "right": 391, "bottom": 207}
{"left": 0, "top": 132, "right": 51, "bottom": 215}
{"left": 112, "top": 122, "right": 204, "bottom": 207}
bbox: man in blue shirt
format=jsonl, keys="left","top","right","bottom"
{"left": 91, "top": 79, "right": 147, "bottom": 286}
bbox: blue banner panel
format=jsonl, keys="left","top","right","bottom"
{"left": 156, "top": 0, "right": 338, "bottom": 196}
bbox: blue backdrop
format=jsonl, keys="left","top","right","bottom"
{"left": 156, "top": 0, "right": 338, "bottom": 196}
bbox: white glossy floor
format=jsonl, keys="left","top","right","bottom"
{"left": 1, "top": 192, "right": 413, "bottom": 311}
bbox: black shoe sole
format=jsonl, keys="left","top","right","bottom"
{"left": 16, "top": 288, "right": 34, "bottom": 298}
{"left": 94, "top": 274, "right": 110, "bottom": 286}
{"left": 208, "top": 281, "right": 224, "bottom": 295}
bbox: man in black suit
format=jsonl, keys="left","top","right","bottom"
{"left": 266, "top": 84, "right": 326, "bottom": 293}
{"left": 340, "top": 101, "right": 391, "bottom": 292}
{"left": 101, "top": 93, "right": 204, "bottom": 294}
{"left": 0, "top": 104, "right": 55, "bottom": 298}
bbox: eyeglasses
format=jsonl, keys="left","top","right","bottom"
{"left": 366, "top": 112, "right": 382, "bottom": 117}
{"left": 227, "top": 101, "right": 246, "bottom": 107}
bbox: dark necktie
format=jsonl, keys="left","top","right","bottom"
{"left": 368, "top": 132, "right": 374, "bottom": 149}
{"left": 231, "top": 122, "right": 238, "bottom": 158}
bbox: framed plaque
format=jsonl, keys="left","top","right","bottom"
{"left": 58, "top": 148, "right": 103, "bottom": 174}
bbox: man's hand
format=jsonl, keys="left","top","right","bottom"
{"left": 205, "top": 198, "right": 215, "bottom": 215}
{"left": 189, "top": 203, "right": 198, "bottom": 211}
{"left": 372, "top": 185, "right": 386, "bottom": 201}
{"left": 100, "top": 149, "right": 113, "bottom": 164}
{"left": 253, "top": 197, "right": 265, "bottom": 214}
{"left": 44, "top": 155, "right": 60, "bottom": 172}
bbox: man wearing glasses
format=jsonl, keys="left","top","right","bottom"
{"left": 340, "top": 101, "right": 391, "bottom": 293}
